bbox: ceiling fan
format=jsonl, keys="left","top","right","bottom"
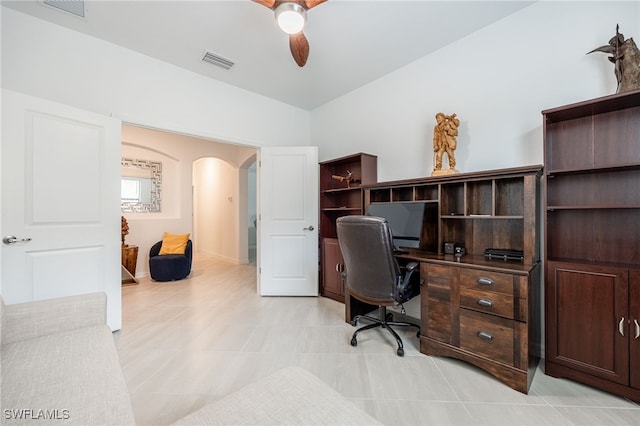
{"left": 252, "top": 0, "right": 327, "bottom": 67}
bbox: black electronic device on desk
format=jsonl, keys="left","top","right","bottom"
{"left": 484, "top": 248, "right": 524, "bottom": 261}
{"left": 444, "top": 242, "right": 458, "bottom": 254}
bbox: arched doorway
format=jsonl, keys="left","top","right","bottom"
{"left": 192, "top": 154, "right": 256, "bottom": 264}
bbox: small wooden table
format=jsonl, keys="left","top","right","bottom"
{"left": 121, "top": 245, "right": 138, "bottom": 285}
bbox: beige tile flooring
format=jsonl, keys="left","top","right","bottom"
{"left": 116, "top": 253, "right": 640, "bottom": 426}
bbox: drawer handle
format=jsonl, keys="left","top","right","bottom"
{"left": 619, "top": 317, "right": 625, "bottom": 337}
{"left": 477, "top": 331, "right": 493, "bottom": 340}
{"left": 478, "top": 277, "right": 494, "bottom": 286}
{"left": 634, "top": 319, "right": 639, "bottom": 340}
{"left": 477, "top": 298, "right": 493, "bottom": 307}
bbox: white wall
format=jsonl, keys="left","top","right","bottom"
{"left": 121, "top": 125, "right": 256, "bottom": 277}
{"left": 1, "top": 7, "right": 311, "bottom": 148}
{"left": 193, "top": 157, "right": 242, "bottom": 264}
{"left": 1, "top": 7, "right": 303, "bottom": 283}
{"left": 248, "top": 164, "right": 257, "bottom": 252}
{"left": 311, "top": 1, "right": 639, "bottom": 182}
{"left": 311, "top": 0, "right": 639, "bottom": 325}
{"left": 1, "top": 7, "right": 308, "bottom": 283}
{"left": 3, "top": 2, "right": 638, "bottom": 319}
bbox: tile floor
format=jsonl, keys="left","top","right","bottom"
{"left": 116, "top": 253, "right": 640, "bottom": 425}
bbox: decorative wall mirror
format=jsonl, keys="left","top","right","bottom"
{"left": 121, "top": 158, "right": 162, "bottom": 212}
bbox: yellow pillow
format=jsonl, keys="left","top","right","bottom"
{"left": 159, "top": 232, "right": 190, "bottom": 255}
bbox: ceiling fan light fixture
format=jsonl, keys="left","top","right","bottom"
{"left": 275, "top": 2, "right": 307, "bottom": 35}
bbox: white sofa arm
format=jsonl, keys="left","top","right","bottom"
{"left": 2, "top": 292, "right": 107, "bottom": 345}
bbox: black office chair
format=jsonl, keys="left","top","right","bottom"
{"left": 336, "top": 215, "right": 421, "bottom": 356}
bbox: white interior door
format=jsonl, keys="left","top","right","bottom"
{"left": 1, "top": 89, "right": 122, "bottom": 330}
{"left": 258, "top": 146, "right": 318, "bottom": 296}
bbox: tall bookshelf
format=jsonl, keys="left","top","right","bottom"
{"left": 319, "top": 153, "right": 377, "bottom": 301}
{"left": 543, "top": 90, "right": 640, "bottom": 402}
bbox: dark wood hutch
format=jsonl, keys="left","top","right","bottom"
{"left": 356, "top": 165, "right": 543, "bottom": 394}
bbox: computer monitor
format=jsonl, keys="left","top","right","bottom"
{"left": 367, "top": 202, "right": 426, "bottom": 249}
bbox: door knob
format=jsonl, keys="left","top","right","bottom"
{"left": 3, "top": 235, "right": 32, "bottom": 245}
{"left": 303, "top": 225, "right": 314, "bottom": 231}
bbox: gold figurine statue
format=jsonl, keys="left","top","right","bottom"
{"left": 432, "top": 112, "right": 460, "bottom": 176}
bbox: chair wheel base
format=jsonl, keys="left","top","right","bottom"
{"left": 348, "top": 307, "right": 419, "bottom": 356}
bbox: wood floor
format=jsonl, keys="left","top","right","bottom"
{"left": 116, "top": 253, "right": 640, "bottom": 425}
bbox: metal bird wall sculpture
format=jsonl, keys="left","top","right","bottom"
{"left": 588, "top": 25, "right": 640, "bottom": 93}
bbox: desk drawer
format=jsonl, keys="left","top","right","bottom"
{"left": 460, "top": 309, "right": 514, "bottom": 366}
{"left": 460, "top": 287, "right": 514, "bottom": 319}
{"left": 459, "top": 269, "right": 513, "bottom": 295}
{"left": 422, "top": 263, "right": 454, "bottom": 344}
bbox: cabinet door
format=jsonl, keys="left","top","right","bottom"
{"left": 422, "top": 263, "right": 456, "bottom": 345}
{"left": 546, "top": 261, "right": 629, "bottom": 385}
{"left": 321, "top": 238, "right": 343, "bottom": 299}
{"left": 630, "top": 270, "right": 640, "bottom": 390}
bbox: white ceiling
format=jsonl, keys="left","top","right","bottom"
{"left": 3, "top": 0, "right": 534, "bottom": 110}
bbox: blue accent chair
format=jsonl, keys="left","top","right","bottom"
{"left": 148, "top": 240, "right": 193, "bottom": 281}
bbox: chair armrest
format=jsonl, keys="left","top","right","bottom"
{"left": 149, "top": 241, "right": 163, "bottom": 257}
{"left": 397, "top": 262, "right": 420, "bottom": 303}
{"left": 2, "top": 292, "right": 107, "bottom": 345}
{"left": 404, "top": 262, "right": 419, "bottom": 272}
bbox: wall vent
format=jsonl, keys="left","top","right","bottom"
{"left": 202, "top": 50, "right": 235, "bottom": 70}
{"left": 42, "top": 0, "right": 86, "bottom": 18}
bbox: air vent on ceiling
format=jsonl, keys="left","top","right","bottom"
{"left": 202, "top": 50, "right": 235, "bottom": 71}
{"left": 42, "top": 0, "right": 85, "bottom": 18}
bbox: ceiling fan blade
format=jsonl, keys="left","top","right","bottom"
{"left": 304, "top": 0, "right": 327, "bottom": 10}
{"left": 289, "top": 32, "right": 310, "bottom": 67}
{"left": 252, "top": 0, "right": 276, "bottom": 9}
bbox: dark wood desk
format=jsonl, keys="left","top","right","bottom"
{"left": 346, "top": 249, "right": 536, "bottom": 320}
{"left": 346, "top": 250, "right": 540, "bottom": 395}
{"left": 346, "top": 166, "right": 542, "bottom": 393}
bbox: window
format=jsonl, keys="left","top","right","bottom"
{"left": 121, "top": 178, "right": 141, "bottom": 202}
